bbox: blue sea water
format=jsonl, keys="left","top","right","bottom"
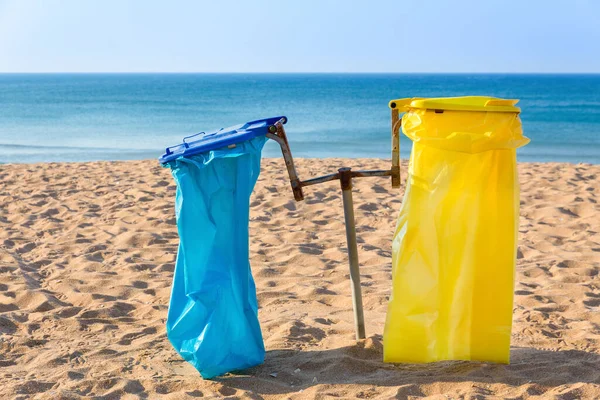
{"left": 0, "top": 73, "right": 598, "bottom": 164}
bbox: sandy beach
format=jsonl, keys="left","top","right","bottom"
{"left": 0, "top": 158, "right": 599, "bottom": 399}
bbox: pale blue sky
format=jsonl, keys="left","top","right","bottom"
{"left": 0, "top": 0, "right": 598, "bottom": 73}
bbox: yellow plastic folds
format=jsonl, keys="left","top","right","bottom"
{"left": 384, "top": 97, "right": 529, "bottom": 364}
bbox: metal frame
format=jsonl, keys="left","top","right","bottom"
{"left": 266, "top": 116, "right": 401, "bottom": 341}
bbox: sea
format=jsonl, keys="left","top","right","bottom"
{"left": 0, "top": 73, "right": 598, "bottom": 164}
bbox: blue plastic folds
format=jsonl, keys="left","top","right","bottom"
{"left": 163, "top": 134, "right": 268, "bottom": 378}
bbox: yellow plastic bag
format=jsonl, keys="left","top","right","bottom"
{"left": 384, "top": 97, "right": 530, "bottom": 364}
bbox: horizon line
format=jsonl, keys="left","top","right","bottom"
{"left": 1, "top": 71, "right": 599, "bottom": 75}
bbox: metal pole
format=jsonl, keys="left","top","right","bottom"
{"left": 268, "top": 121, "right": 402, "bottom": 342}
{"left": 391, "top": 108, "right": 401, "bottom": 188}
{"left": 339, "top": 167, "right": 366, "bottom": 340}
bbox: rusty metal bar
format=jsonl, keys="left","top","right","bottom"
{"left": 265, "top": 118, "right": 403, "bottom": 342}
{"left": 391, "top": 109, "right": 401, "bottom": 188}
{"left": 300, "top": 170, "right": 391, "bottom": 187}
{"left": 267, "top": 121, "right": 395, "bottom": 197}
{"left": 266, "top": 119, "right": 304, "bottom": 201}
{"left": 300, "top": 173, "right": 340, "bottom": 187}
{"left": 352, "top": 170, "right": 391, "bottom": 178}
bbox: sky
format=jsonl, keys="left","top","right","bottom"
{"left": 0, "top": 0, "right": 598, "bottom": 73}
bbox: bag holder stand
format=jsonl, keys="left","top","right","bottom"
{"left": 266, "top": 114, "right": 401, "bottom": 341}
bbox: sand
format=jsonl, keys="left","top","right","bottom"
{"left": 0, "top": 158, "right": 599, "bottom": 399}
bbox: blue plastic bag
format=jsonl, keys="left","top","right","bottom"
{"left": 164, "top": 135, "right": 266, "bottom": 379}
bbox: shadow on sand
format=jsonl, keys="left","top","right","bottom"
{"left": 214, "top": 335, "right": 600, "bottom": 398}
